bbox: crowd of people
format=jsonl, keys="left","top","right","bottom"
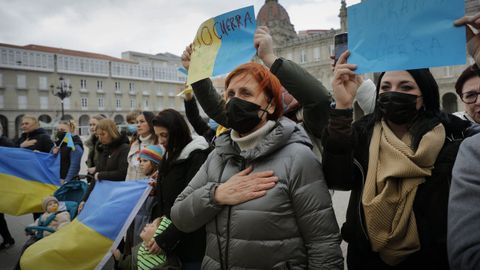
{"left": 1, "top": 12, "right": 480, "bottom": 270}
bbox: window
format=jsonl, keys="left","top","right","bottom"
{"left": 0, "top": 73, "right": 3, "bottom": 87}
{"left": 143, "top": 98, "right": 149, "bottom": 109}
{"left": 314, "top": 47, "right": 321, "bottom": 61}
{"left": 0, "top": 95, "right": 4, "bottom": 109}
{"left": 168, "top": 93, "right": 175, "bottom": 108}
{"left": 39, "top": 76, "right": 47, "bottom": 90}
{"left": 64, "top": 98, "right": 71, "bottom": 109}
{"left": 81, "top": 97, "right": 88, "bottom": 109}
{"left": 80, "top": 79, "right": 87, "bottom": 89}
{"left": 18, "top": 95, "right": 27, "bottom": 109}
{"left": 130, "top": 98, "right": 136, "bottom": 109}
{"left": 17, "top": 75, "right": 26, "bottom": 89}
{"left": 116, "top": 98, "right": 121, "bottom": 110}
{"left": 97, "top": 80, "right": 103, "bottom": 90}
{"left": 300, "top": 49, "right": 307, "bottom": 63}
{"left": 40, "top": 96, "right": 48, "bottom": 109}
{"left": 98, "top": 96, "right": 104, "bottom": 110}
{"left": 129, "top": 82, "right": 135, "bottom": 92}
{"left": 114, "top": 81, "right": 121, "bottom": 92}
{"left": 157, "top": 97, "right": 163, "bottom": 111}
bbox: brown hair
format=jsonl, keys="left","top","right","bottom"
{"left": 96, "top": 119, "right": 121, "bottom": 141}
{"left": 126, "top": 110, "right": 141, "bottom": 123}
{"left": 91, "top": 114, "right": 106, "bottom": 122}
{"left": 225, "top": 62, "right": 284, "bottom": 120}
{"left": 455, "top": 64, "right": 480, "bottom": 96}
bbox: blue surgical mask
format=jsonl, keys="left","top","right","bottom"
{"left": 208, "top": 119, "right": 219, "bottom": 131}
{"left": 127, "top": 124, "right": 137, "bottom": 134}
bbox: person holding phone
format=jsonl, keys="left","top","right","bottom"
{"left": 333, "top": 32, "right": 377, "bottom": 115}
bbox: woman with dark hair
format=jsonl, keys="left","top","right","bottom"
{"left": 323, "top": 51, "right": 472, "bottom": 269}
{"left": 170, "top": 62, "right": 343, "bottom": 269}
{"left": 147, "top": 109, "right": 211, "bottom": 270}
{"left": 126, "top": 111, "right": 158, "bottom": 181}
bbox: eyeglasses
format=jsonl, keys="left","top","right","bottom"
{"left": 461, "top": 91, "right": 480, "bottom": 104}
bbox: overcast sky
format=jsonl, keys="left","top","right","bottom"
{"left": 0, "top": 0, "right": 361, "bottom": 58}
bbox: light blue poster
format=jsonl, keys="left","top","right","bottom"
{"left": 348, "top": 0, "right": 466, "bottom": 74}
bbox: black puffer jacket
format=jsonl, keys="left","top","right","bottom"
{"left": 151, "top": 136, "right": 211, "bottom": 264}
{"left": 96, "top": 134, "right": 130, "bottom": 181}
{"left": 322, "top": 110, "right": 471, "bottom": 269}
{"left": 16, "top": 128, "right": 53, "bottom": 153}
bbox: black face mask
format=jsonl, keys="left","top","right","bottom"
{"left": 55, "top": 131, "right": 66, "bottom": 145}
{"left": 225, "top": 97, "right": 270, "bottom": 134}
{"left": 377, "top": 92, "right": 420, "bottom": 124}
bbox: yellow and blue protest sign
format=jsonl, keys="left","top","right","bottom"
{"left": 0, "top": 146, "right": 60, "bottom": 215}
{"left": 20, "top": 180, "right": 151, "bottom": 270}
{"left": 348, "top": 0, "right": 466, "bottom": 74}
{"left": 187, "top": 6, "right": 256, "bottom": 84}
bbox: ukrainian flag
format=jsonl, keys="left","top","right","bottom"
{"left": 0, "top": 146, "right": 60, "bottom": 215}
{"left": 187, "top": 5, "right": 256, "bottom": 84}
{"left": 63, "top": 132, "right": 75, "bottom": 150}
{"left": 20, "top": 180, "right": 151, "bottom": 270}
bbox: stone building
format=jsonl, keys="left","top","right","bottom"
{"left": 0, "top": 44, "right": 186, "bottom": 138}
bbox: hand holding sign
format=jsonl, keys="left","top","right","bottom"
{"left": 455, "top": 12, "right": 480, "bottom": 65}
{"left": 187, "top": 6, "right": 256, "bottom": 85}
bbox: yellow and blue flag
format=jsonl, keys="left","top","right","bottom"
{"left": 0, "top": 146, "right": 60, "bottom": 215}
{"left": 187, "top": 6, "right": 256, "bottom": 84}
{"left": 62, "top": 132, "right": 75, "bottom": 151}
{"left": 20, "top": 180, "right": 151, "bottom": 270}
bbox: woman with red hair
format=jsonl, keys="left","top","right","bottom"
{"left": 170, "top": 58, "right": 343, "bottom": 268}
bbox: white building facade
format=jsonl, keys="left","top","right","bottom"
{"left": 0, "top": 44, "right": 186, "bottom": 138}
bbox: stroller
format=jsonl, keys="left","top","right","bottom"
{"left": 24, "top": 175, "right": 90, "bottom": 239}
{"left": 19, "top": 176, "right": 89, "bottom": 244}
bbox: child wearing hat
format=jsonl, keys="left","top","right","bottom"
{"left": 27, "top": 196, "right": 70, "bottom": 238}
{"left": 118, "top": 145, "right": 167, "bottom": 267}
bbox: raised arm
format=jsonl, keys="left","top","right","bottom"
{"left": 255, "top": 26, "right": 333, "bottom": 138}
{"left": 322, "top": 51, "right": 363, "bottom": 190}
{"left": 455, "top": 12, "right": 480, "bottom": 66}
{"left": 181, "top": 44, "right": 228, "bottom": 126}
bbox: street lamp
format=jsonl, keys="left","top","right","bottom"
{"left": 50, "top": 76, "right": 72, "bottom": 120}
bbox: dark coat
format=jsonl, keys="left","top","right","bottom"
{"left": 322, "top": 110, "right": 471, "bottom": 269}
{"left": 151, "top": 136, "right": 211, "bottom": 264}
{"left": 16, "top": 128, "right": 53, "bottom": 153}
{"left": 57, "top": 135, "right": 84, "bottom": 181}
{"left": 0, "top": 136, "right": 15, "bottom": 147}
{"left": 85, "top": 135, "right": 102, "bottom": 168}
{"left": 81, "top": 134, "right": 130, "bottom": 203}
{"left": 96, "top": 134, "right": 130, "bottom": 181}
{"left": 184, "top": 97, "right": 215, "bottom": 143}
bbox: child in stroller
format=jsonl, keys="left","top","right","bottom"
{"left": 14, "top": 176, "right": 89, "bottom": 270}
{"left": 25, "top": 196, "right": 70, "bottom": 239}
